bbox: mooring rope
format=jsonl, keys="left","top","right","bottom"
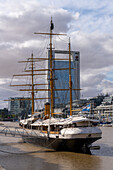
{"left": 0, "top": 137, "right": 58, "bottom": 155}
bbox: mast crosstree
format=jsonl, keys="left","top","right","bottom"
{"left": 34, "top": 18, "right": 67, "bottom": 115}
{"left": 7, "top": 18, "right": 81, "bottom": 117}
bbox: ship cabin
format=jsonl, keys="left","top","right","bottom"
{"left": 31, "top": 116, "right": 99, "bottom": 134}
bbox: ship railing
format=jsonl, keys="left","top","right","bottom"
{"left": 0, "top": 126, "right": 47, "bottom": 138}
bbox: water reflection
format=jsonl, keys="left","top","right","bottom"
{"left": 0, "top": 141, "right": 103, "bottom": 170}
{"left": 4, "top": 142, "right": 102, "bottom": 170}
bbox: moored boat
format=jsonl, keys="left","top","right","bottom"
{"left": 11, "top": 18, "right": 102, "bottom": 153}
{"left": 21, "top": 114, "right": 101, "bottom": 153}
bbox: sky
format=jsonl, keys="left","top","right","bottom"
{"left": 0, "top": 0, "right": 113, "bottom": 108}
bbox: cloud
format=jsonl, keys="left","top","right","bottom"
{"left": 71, "top": 31, "right": 113, "bottom": 71}
{"left": 0, "top": 0, "right": 113, "bottom": 108}
{"left": 71, "top": 31, "right": 113, "bottom": 98}
{"left": 81, "top": 73, "right": 106, "bottom": 87}
{"left": 72, "top": 12, "right": 80, "bottom": 20}
{"left": 98, "top": 79, "right": 113, "bottom": 94}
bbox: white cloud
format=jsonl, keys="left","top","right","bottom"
{"left": 0, "top": 0, "right": 113, "bottom": 108}
{"left": 98, "top": 79, "right": 113, "bottom": 94}
{"left": 72, "top": 12, "right": 80, "bottom": 20}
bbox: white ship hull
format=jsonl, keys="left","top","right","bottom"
{"left": 22, "top": 126, "right": 102, "bottom": 154}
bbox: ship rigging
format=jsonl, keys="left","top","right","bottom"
{"left": 5, "top": 18, "right": 102, "bottom": 154}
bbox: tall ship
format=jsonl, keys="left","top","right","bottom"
{"left": 10, "top": 18, "right": 102, "bottom": 153}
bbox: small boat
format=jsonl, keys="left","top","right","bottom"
{"left": 11, "top": 18, "right": 102, "bottom": 154}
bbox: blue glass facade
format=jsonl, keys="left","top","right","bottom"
{"left": 47, "top": 50, "right": 80, "bottom": 108}
{"left": 54, "top": 61, "right": 76, "bottom": 106}
{"left": 9, "top": 97, "right": 32, "bottom": 115}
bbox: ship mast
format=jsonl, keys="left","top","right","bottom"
{"left": 50, "top": 18, "right": 54, "bottom": 115}
{"left": 7, "top": 53, "right": 50, "bottom": 115}
{"left": 31, "top": 53, "right": 34, "bottom": 114}
{"left": 69, "top": 38, "right": 72, "bottom": 116}
{"left": 5, "top": 19, "right": 82, "bottom": 118}
{"left": 34, "top": 18, "right": 67, "bottom": 116}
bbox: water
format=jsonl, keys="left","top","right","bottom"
{"left": 0, "top": 122, "right": 113, "bottom": 170}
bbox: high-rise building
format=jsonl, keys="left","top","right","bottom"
{"left": 9, "top": 97, "right": 32, "bottom": 115}
{"left": 47, "top": 50, "right": 80, "bottom": 108}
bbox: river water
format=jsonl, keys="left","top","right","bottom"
{"left": 0, "top": 122, "right": 113, "bottom": 170}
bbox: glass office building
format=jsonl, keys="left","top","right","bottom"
{"left": 47, "top": 50, "right": 80, "bottom": 108}
{"left": 9, "top": 97, "right": 32, "bottom": 115}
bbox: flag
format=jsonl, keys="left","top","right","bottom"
{"left": 82, "top": 104, "right": 90, "bottom": 112}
